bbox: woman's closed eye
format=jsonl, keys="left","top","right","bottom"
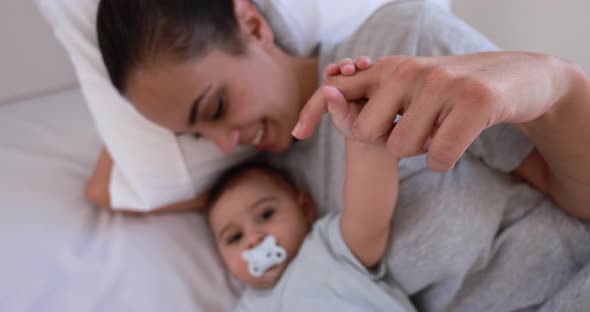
{"left": 211, "top": 96, "right": 225, "bottom": 120}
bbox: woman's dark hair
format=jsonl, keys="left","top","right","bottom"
{"left": 205, "top": 161, "right": 298, "bottom": 212}
{"left": 97, "top": 0, "right": 247, "bottom": 92}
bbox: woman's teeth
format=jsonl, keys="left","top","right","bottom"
{"left": 252, "top": 125, "right": 265, "bottom": 146}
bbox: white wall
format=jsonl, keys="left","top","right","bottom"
{"left": 0, "top": 0, "right": 588, "bottom": 105}
{"left": 452, "top": 0, "right": 590, "bottom": 74}
{"left": 0, "top": 0, "right": 76, "bottom": 105}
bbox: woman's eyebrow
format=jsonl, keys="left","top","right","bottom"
{"left": 188, "top": 85, "right": 212, "bottom": 125}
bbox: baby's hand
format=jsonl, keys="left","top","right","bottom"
{"left": 319, "top": 56, "right": 373, "bottom": 140}
{"left": 323, "top": 56, "right": 373, "bottom": 79}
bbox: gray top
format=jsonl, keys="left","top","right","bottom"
{"left": 234, "top": 212, "right": 416, "bottom": 312}
{"left": 273, "top": 1, "right": 590, "bottom": 311}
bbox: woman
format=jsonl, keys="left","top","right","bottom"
{"left": 92, "top": 0, "right": 590, "bottom": 310}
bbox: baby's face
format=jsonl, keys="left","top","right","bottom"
{"left": 208, "top": 170, "right": 315, "bottom": 289}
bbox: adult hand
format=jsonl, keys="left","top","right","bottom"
{"left": 293, "top": 52, "right": 569, "bottom": 172}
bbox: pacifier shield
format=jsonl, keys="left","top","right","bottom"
{"left": 241, "top": 236, "right": 287, "bottom": 277}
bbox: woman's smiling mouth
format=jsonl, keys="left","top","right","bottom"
{"left": 252, "top": 122, "right": 268, "bottom": 150}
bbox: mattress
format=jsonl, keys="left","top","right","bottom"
{"left": 0, "top": 89, "right": 238, "bottom": 312}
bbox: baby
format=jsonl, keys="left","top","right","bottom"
{"left": 204, "top": 136, "right": 416, "bottom": 310}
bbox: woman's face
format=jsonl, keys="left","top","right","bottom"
{"left": 124, "top": 0, "right": 319, "bottom": 155}
{"left": 125, "top": 44, "right": 317, "bottom": 155}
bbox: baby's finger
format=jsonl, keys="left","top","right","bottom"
{"left": 322, "top": 86, "right": 358, "bottom": 138}
{"left": 325, "top": 66, "right": 379, "bottom": 102}
{"left": 355, "top": 56, "right": 373, "bottom": 71}
{"left": 323, "top": 63, "right": 341, "bottom": 79}
{"left": 339, "top": 58, "right": 356, "bottom": 76}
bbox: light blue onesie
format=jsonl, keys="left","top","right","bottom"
{"left": 233, "top": 212, "right": 417, "bottom": 312}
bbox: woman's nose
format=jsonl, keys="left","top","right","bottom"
{"left": 208, "top": 129, "right": 240, "bottom": 155}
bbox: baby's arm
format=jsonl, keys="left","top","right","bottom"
{"left": 340, "top": 139, "right": 399, "bottom": 269}
{"left": 326, "top": 57, "right": 400, "bottom": 269}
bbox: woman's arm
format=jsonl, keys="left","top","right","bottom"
{"left": 514, "top": 57, "right": 590, "bottom": 219}
{"left": 85, "top": 147, "right": 113, "bottom": 209}
{"left": 85, "top": 147, "right": 205, "bottom": 213}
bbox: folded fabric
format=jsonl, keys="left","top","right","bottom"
{"left": 35, "top": 0, "right": 447, "bottom": 211}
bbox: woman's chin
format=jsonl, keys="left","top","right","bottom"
{"left": 263, "top": 138, "right": 291, "bottom": 154}
{"left": 268, "top": 145, "right": 288, "bottom": 154}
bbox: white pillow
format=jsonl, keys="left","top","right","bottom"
{"left": 35, "top": 0, "right": 448, "bottom": 211}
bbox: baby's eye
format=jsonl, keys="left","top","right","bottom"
{"left": 261, "top": 208, "right": 275, "bottom": 221}
{"left": 227, "top": 232, "right": 243, "bottom": 245}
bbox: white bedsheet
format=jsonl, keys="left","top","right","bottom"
{"left": 0, "top": 89, "right": 238, "bottom": 312}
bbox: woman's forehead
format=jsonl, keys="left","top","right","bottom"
{"left": 124, "top": 57, "right": 220, "bottom": 129}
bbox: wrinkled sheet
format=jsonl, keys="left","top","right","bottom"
{"left": 0, "top": 89, "right": 240, "bottom": 312}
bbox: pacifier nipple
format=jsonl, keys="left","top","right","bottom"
{"left": 241, "top": 235, "right": 287, "bottom": 277}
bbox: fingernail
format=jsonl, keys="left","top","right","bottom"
{"left": 292, "top": 122, "right": 303, "bottom": 137}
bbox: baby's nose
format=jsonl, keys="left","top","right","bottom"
{"left": 246, "top": 232, "right": 265, "bottom": 249}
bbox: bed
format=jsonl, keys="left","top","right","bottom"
{"left": 3, "top": 1, "right": 589, "bottom": 311}
{"left": 2, "top": 1, "right": 405, "bottom": 310}
{"left": 0, "top": 88, "right": 241, "bottom": 311}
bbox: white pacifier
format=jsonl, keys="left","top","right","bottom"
{"left": 241, "top": 235, "right": 287, "bottom": 278}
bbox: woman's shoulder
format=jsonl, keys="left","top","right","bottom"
{"left": 321, "top": 0, "right": 497, "bottom": 64}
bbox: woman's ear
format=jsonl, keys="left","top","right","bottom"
{"left": 233, "top": 0, "right": 275, "bottom": 48}
{"left": 298, "top": 191, "right": 317, "bottom": 226}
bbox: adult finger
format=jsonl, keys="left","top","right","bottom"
{"left": 325, "top": 64, "right": 380, "bottom": 101}
{"left": 292, "top": 85, "right": 328, "bottom": 139}
{"left": 425, "top": 105, "right": 487, "bottom": 172}
{"left": 351, "top": 78, "right": 409, "bottom": 145}
{"left": 296, "top": 68, "right": 379, "bottom": 139}
{"left": 387, "top": 90, "right": 445, "bottom": 158}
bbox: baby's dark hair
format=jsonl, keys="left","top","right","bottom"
{"left": 205, "top": 161, "right": 299, "bottom": 213}
{"left": 96, "top": 0, "right": 247, "bottom": 92}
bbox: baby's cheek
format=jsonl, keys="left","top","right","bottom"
{"left": 228, "top": 255, "right": 249, "bottom": 280}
